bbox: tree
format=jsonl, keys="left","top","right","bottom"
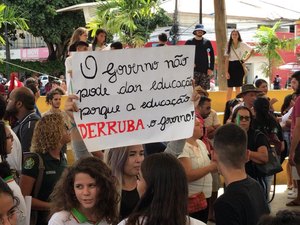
{"left": 87, "top": 0, "right": 171, "bottom": 47}
{"left": 0, "top": 3, "right": 28, "bottom": 45}
{"left": 6, "top": 0, "right": 94, "bottom": 61}
{"left": 214, "top": 0, "right": 227, "bottom": 91}
{"left": 254, "top": 21, "right": 299, "bottom": 81}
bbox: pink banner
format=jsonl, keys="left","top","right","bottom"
{"left": 21, "top": 48, "right": 49, "bottom": 60}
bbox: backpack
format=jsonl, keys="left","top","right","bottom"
{"left": 23, "top": 152, "right": 45, "bottom": 225}
{"left": 266, "top": 131, "right": 282, "bottom": 155}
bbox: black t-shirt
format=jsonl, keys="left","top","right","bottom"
{"left": 120, "top": 188, "right": 140, "bottom": 220}
{"left": 214, "top": 177, "right": 270, "bottom": 225}
{"left": 246, "top": 129, "right": 269, "bottom": 179}
{"left": 22, "top": 152, "right": 67, "bottom": 225}
{"left": 185, "top": 38, "right": 215, "bottom": 72}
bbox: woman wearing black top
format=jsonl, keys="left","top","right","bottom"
{"left": 231, "top": 106, "right": 268, "bottom": 196}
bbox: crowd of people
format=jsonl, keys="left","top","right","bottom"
{"left": 0, "top": 25, "right": 300, "bottom": 225}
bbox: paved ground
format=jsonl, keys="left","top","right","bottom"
{"left": 207, "top": 185, "right": 300, "bottom": 225}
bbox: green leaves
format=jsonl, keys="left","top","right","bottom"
{"left": 254, "top": 21, "right": 298, "bottom": 77}
{"left": 0, "top": 3, "right": 29, "bottom": 45}
{"left": 87, "top": 0, "right": 168, "bottom": 46}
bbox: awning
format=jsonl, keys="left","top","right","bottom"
{"left": 278, "top": 62, "right": 300, "bottom": 71}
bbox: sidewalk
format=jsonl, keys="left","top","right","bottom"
{"left": 207, "top": 185, "right": 300, "bottom": 225}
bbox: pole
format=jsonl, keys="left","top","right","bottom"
{"left": 199, "top": 0, "right": 202, "bottom": 24}
{"left": 4, "top": 22, "right": 10, "bottom": 78}
{"left": 3, "top": 0, "right": 11, "bottom": 78}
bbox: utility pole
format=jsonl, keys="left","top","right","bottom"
{"left": 170, "top": 0, "right": 179, "bottom": 45}
{"left": 4, "top": 22, "right": 10, "bottom": 78}
{"left": 199, "top": 0, "right": 202, "bottom": 24}
{"left": 3, "top": 1, "right": 10, "bottom": 78}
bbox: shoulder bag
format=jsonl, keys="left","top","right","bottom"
{"left": 231, "top": 47, "right": 248, "bottom": 75}
{"left": 253, "top": 131, "right": 283, "bottom": 177}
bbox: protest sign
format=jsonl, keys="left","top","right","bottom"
{"left": 72, "top": 46, "right": 195, "bottom": 152}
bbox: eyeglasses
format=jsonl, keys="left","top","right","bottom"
{"left": 0, "top": 206, "right": 23, "bottom": 225}
{"left": 239, "top": 116, "right": 251, "bottom": 121}
{"left": 6, "top": 133, "right": 14, "bottom": 141}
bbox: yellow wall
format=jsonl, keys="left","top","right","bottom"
{"left": 208, "top": 89, "right": 293, "bottom": 113}
{"left": 36, "top": 89, "right": 294, "bottom": 114}
{"left": 36, "top": 95, "right": 68, "bottom": 113}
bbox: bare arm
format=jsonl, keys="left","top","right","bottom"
{"left": 225, "top": 56, "right": 230, "bottom": 79}
{"left": 243, "top": 49, "right": 254, "bottom": 62}
{"left": 19, "top": 175, "right": 50, "bottom": 211}
{"left": 178, "top": 157, "right": 217, "bottom": 182}
{"left": 249, "top": 145, "right": 268, "bottom": 164}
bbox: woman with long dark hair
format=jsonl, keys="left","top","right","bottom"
{"left": 91, "top": 28, "right": 107, "bottom": 51}
{"left": 225, "top": 29, "right": 254, "bottom": 101}
{"left": 231, "top": 106, "right": 268, "bottom": 196}
{"left": 118, "top": 153, "right": 205, "bottom": 225}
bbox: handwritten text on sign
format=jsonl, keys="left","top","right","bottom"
{"left": 72, "top": 46, "right": 195, "bottom": 152}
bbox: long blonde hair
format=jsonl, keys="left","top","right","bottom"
{"left": 69, "top": 27, "right": 88, "bottom": 49}
{"left": 30, "top": 113, "right": 65, "bottom": 153}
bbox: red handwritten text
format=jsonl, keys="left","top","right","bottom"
{"left": 77, "top": 119, "right": 145, "bottom": 139}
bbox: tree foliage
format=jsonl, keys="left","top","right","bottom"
{"left": 88, "top": 0, "right": 171, "bottom": 47}
{"left": 254, "top": 21, "right": 299, "bottom": 78}
{"left": 5, "top": 0, "right": 94, "bottom": 61}
{"left": 0, "top": 3, "right": 29, "bottom": 45}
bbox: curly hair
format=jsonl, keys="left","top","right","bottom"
{"left": 50, "top": 156, "right": 119, "bottom": 224}
{"left": 30, "top": 113, "right": 65, "bottom": 153}
{"left": 46, "top": 88, "right": 65, "bottom": 104}
{"left": 291, "top": 71, "right": 300, "bottom": 95}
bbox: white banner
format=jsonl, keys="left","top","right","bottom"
{"left": 72, "top": 46, "right": 195, "bottom": 151}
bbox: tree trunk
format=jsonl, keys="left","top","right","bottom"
{"left": 46, "top": 41, "right": 56, "bottom": 61}
{"left": 214, "top": 0, "right": 227, "bottom": 91}
{"left": 55, "top": 43, "right": 65, "bottom": 61}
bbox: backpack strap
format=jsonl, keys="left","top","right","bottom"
{"left": 33, "top": 153, "right": 45, "bottom": 198}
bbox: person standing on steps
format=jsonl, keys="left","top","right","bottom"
{"left": 225, "top": 29, "right": 254, "bottom": 101}
{"left": 185, "top": 24, "right": 215, "bottom": 90}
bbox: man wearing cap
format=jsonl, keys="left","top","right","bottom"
{"left": 185, "top": 24, "right": 215, "bottom": 90}
{"left": 233, "top": 84, "right": 261, "bottom": 114}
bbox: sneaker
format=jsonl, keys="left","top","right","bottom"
{"left": 288, "top": 188, "right": 297, "bottom": 195}
{"left": 288, "top": 192, "right": 297, "bottom": 199}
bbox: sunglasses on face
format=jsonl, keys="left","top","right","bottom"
{"left": 238, "top": 115, "right": 251, "bottom": 121}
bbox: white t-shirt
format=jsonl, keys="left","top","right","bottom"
{"left": 65, "top": 56, "right": 72, "bottom": 94}
{"left": 6, "top": 127, "right": 22, "bottom": 172}
{"left": 118, "top": 216, "right": 205, "bottom": 225}
{"left": 178, "top": 140, "right": 212, "bottom": 197}
{"left": 49, "top": 210, "right": 110, "bottom": 225}
{"left": 224, "top": 42, "right": 253, "bottom": 61}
